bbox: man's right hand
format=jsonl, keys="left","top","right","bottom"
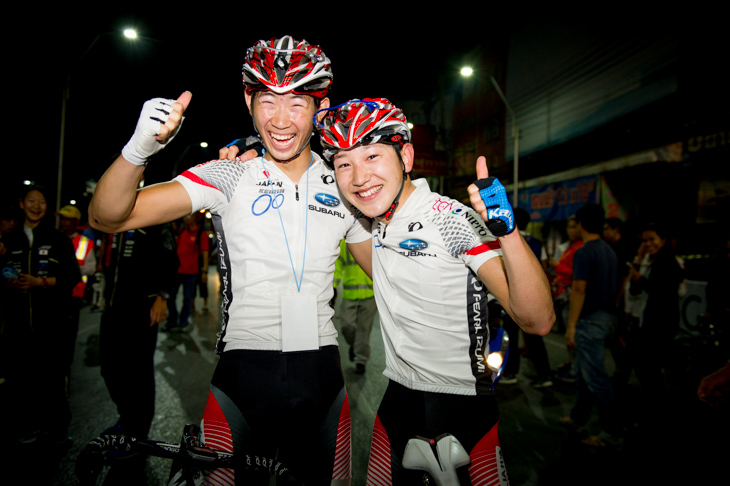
{"left": 122, "top": 91, "right": 192, "bottom": 166}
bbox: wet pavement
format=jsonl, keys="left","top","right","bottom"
{"left": 1, "top": 266, "right": 726, "bottom": 485}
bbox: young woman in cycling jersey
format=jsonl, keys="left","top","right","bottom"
{"left": 316, "top": 99, "right": 555, "bottom": 485}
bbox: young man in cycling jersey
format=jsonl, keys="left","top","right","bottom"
{"left": 315, "top": 99, "right": 555, "bottom": 485}
{"left": 89, "top": 36, "right": 370, "bottom": 486}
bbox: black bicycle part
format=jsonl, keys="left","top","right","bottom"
{"left": 74, "top": 424, "right": 296, "bottom": 485}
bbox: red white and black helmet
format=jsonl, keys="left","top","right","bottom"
{"left": 317, "top": 98, "right": 411, "bottom": 163}
{"left": 242, "top": 36, "right": 332, "bottom": 98}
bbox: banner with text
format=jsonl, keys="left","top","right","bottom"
{"left": 517, "top": 175, "right": 599, "bottom": 222}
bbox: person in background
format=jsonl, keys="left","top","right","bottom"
{"left": 165, "top": 213, "right": 208, "bottom": 332}
{"left": 0, "top": 185, "right": 80, "bottom": 446}
{"left": 196, "top": 216, "right": 212, "bottom": 313}
{"left": 57, "top": 204, "right": 96, "bottom": 373}
{"left": 562, "top": 203, "right": 622, "bottom": 448}
{"left": 0, "top": 205, "right": 19, "bottom": 385}
{"left": 334, "top": 238, "right": 376, "bottom": 374}
{"left": 628, "top": 222, "right": 685, "bottom": 430}
{"left": 0, "top": 205, "right": 19, "bottom": 243}
{"left": 97, "top": 222, "right": 178, "bottom": 481}
{"left": 602, "top": 217, "right": 637, "bottom": 399}
{"left": 550, "top": 215, "right": 583, "bottom": 381}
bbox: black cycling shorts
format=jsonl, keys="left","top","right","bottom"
{"left": 200, "top": 346, "right": 351, "bottom": 485}
{"left": 366, "top": 380, "right": 509, "bottom": 486}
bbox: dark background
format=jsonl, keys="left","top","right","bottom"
{"left": 6, "top": 7, "right": 508, "bottom": 210}
{"left": 5, "top": 9, "right": 720, "bottom": 217}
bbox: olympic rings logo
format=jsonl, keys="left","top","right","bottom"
{"left": 252, "top": 193, "right": 285, "bottom": 216}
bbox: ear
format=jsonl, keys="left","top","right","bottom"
{"left": 401, "top": 143, "right": 415, "bottom": 174}
{"left": 244, "top": 90, "right": 254, "bottom": 116}
{"left": 314, "top": 97, "right": 331, "bottom": 123}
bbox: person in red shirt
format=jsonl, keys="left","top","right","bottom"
{"left": 550, "top": 215, "right": 583, "bottom": 381}
{"left": 165, "top": 213, "right": 208, "bottom": 331}
{"left": 550, "top": 216, "right": 584, "bottom": 324}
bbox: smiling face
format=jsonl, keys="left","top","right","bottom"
{"left": 642, "top": 229, "right": 666, "bottom": 256}
{"left": 332, "top": 142, "right": 415, "bottom": 220}
{"left": 20, "top": 189, "right": 47, "bottom": 227}
{"left": 245, "top": 91, "right": 329, "bottom": 166}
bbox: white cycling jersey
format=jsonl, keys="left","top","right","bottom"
{"left": 175, "top": 154, "right": 370, "bottom": 352}
{"left": 372, "top": 179, "right": 503, "bottom": 395}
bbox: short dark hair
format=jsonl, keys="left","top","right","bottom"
{"left": 575, "top": 203, "right": 605, "bottom": 234}
{"left": 20, "top": 184, "right": 48, "bottom": 202}
{"left": 644, "top": 222, "right": 670, "bottom": 240}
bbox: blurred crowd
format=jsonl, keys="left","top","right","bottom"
{"left": 1, "top": 182, "right": 728, "bottom": 482}
{"left": 0, "top": 185, "right": 214, "bottom": 458}
{"left": 494, "top": 203, "right": 730, "bottom": 450}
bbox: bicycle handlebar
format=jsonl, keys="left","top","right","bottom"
{"left": 75, "top": 425, "right": 295, "bottom": 485}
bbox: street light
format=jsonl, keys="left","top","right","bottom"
{"left": 57, "top": 30, "right": 138, "bottom": 215}
{"left": 460, "top": 67, "right": 520, "bottom": 207}
{"left": 56, "top": 29, "right": 139, "bottom": 222}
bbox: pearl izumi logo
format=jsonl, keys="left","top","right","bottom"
{"left": 408, "top": 222, "right": 423, "bottom": 232}
{"left": 497, "top": 446, "right": 509, "bottom": 485}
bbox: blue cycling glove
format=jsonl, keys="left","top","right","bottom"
{"left": 473, "top": 177, "right": 515, "bottom": 237}
{"left": 226, "top": 136, "right": 264, "bottom": 157}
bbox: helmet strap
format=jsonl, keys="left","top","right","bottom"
{"left": 379, "top": 172, "right": 406, "bottom": 221}
{"left": 380, "top": 149, "right": 408, "bottom": 220}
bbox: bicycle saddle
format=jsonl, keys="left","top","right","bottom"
{"left": 402, "top": 433, "right": 470, "bottom": 485}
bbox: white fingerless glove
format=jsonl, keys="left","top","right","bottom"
{"left": 121, "top": 97, "right": 184, "bottom": 165}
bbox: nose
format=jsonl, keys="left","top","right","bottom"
{"left": 351, "top": 162, "right": 370, "bottom": 187}
{"left": 270, "top": 105, "right": 291, "bottom": 129}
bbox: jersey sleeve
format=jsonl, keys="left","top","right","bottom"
{"left": 344, "top": 214, "right": 372, "bottom": 245}
{"left": 437, "top": 204, "right": 502, "bottom": 273}
{"left": 174, "top": 159, "right": 250, "bottom": 213}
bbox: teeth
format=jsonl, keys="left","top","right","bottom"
{"left": 270, "top": 133, "right": 294, "bottom": 142}
{"left": 358, "top": 185, "right": 382, "bottom": 198}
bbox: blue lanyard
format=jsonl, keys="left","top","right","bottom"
{"left": 261, "top": 151, "right": 312, "bottom": 293}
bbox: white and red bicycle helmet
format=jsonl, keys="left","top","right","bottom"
{"left": 317, "top": 98, "right": 412, "bottom": 219}
{"left": 317, "top": 98, "right": 411, "bottom": 163}
{"left": 242, "top": 36, "right": 332, "bottom": 98}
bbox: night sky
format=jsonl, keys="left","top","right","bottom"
{"left": 8, "top": 8, "right": 505, "bottom": 210}
{"left": 6, "top": 8, "right": 713, "bottom": 213}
